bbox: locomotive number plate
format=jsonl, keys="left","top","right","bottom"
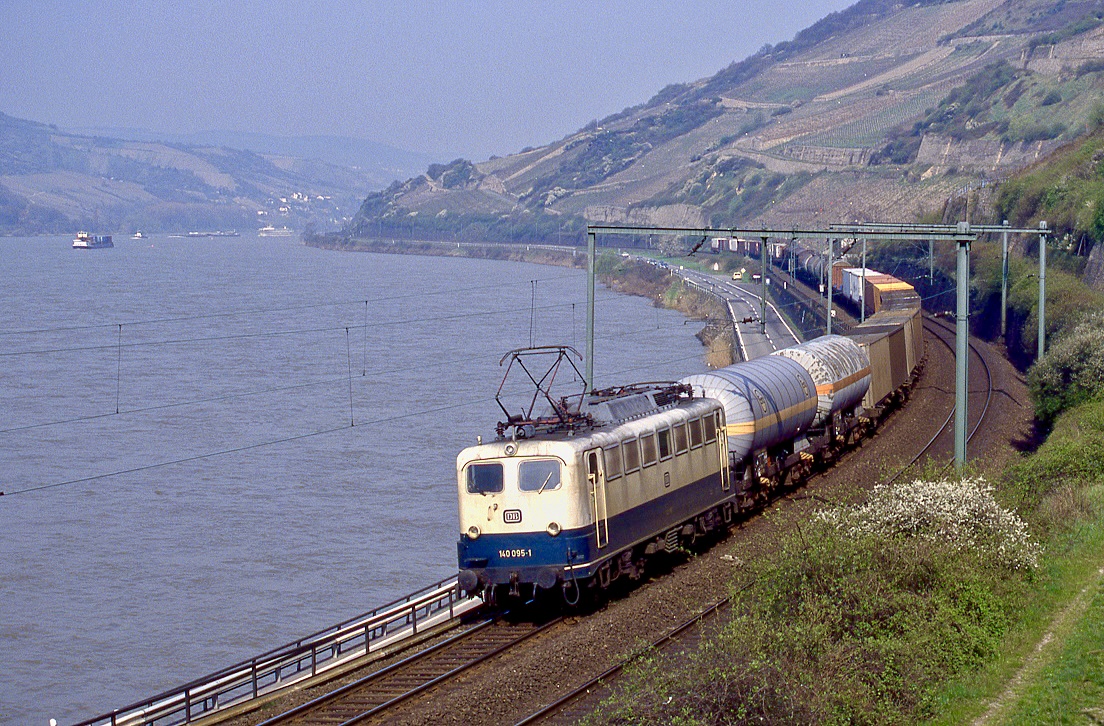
{"left": 498, "top": 548, "right": 533, "bottom": 558}
{"left": 503, "top": 509, "right": 522, "bottom": 524}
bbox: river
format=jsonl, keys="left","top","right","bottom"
{"left": 0, "top": 233, "right": 708, "bottom": 725}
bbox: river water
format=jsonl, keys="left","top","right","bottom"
{"left": 0, "top": 234, "right": 708, "bottom": 725}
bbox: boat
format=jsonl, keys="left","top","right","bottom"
{"left": 73, "top": 232, "right": 113, "bottom": 249}
{"left": 185, "top": 230, "right": 241, "bottom": 238}
{"left": 258, "top": 225, "right": 295, "bottom": 237}
{"left": 132, "top": 231, "right": 145, "bottom": 239}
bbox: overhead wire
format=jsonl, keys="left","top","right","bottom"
{"left": 1, "top": 396, "right": 498, "bottom": 498}
{"left": 0, "top": 270, "right": 586, "bottom": 338}
{"left": 0, "top": 290, "right": 633, "bottom": 359}
{"left": 0, "top": 303, "right": 560, "bottom": 358}
{"left": 3, "top": 275, "right": 717, "bottom": 497}
{"left": 1, "top": 308, "right": 687, "bottom": 436}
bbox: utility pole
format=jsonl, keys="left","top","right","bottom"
{"left": 760, "top": 236, "right": 768, "bottom": 334}
{"left": 954, "top": 222, "right": 971, "bottom": 473}
{"left": 1000, "top": 220, "right": 1009, "bottom": 342}
{"left": 928, "top": 238, "right": 934, "bottom": 285}
{"left": 586, "top": 230, "right": 596, "bottom": 392}
{"left": 826, "top": 238, "right": 834, "bottom": 335}
{"left": 1038, "top": 220, "right": 1047, "bottom": 360}
{"left": 861, "top": 238, "right": 867, "bottom": 323}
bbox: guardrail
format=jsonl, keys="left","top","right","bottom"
{"left": 75, "top": 576, "right": 480, "bottom": 726}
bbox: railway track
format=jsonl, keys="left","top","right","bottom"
{"left": 885, "top": 315, "right": 994, "bottom": 482}
{"left": 513, "top": 598, "right": 732, "bottom": 725}
{"left": 233, "top": 312, "right": 1000, "bottom": 726}
{"left": 259, "top": 614, "right": 560, "bottom": 726}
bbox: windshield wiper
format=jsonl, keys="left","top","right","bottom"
{"left": 536, "top": 471, "right": 555, "bottom": 495}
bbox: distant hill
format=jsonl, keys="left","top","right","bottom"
{"left": 343, "top": 0, "right": 1104, "bottom": 246}
{"left": 66, "top": 127, "right": 440, "bottom": 189}
{"left": 0, "top": 113, "right": 410, "bottom": 235}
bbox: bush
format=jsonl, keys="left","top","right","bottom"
{"left": 817, "top": 477, "right": 1041, "bottom": 570}
{"left": 1005, "top": 397, "right": 1104, "bottom": 515}
{"left": 1028, "top": 310, "right": 1104, "bottom": 423}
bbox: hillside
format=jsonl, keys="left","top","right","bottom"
{"left": 65, "top": 127, "right": 439, "bottom": 189}
{"left": 344, "top": 0, "right": 1104, "bottom": 245}
{"left": 0, "top": 113, "right": 386, "bottom": 235}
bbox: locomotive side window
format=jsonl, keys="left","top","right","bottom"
{"left": 704, "top": 414, "right": 718, "bottom": 444}
{"left": 518, "top": 459, "right": 562, "bottom": 492}
{"left": 674, "top": 423, "right": 688, "bottom": 454}
{"left": 604, "top": 445, "right": 622, "bottom": 480}
{"left": 689, "top": 417, "right": 703, "bottom": 448}
{"left": 641, "top": 433, "right": 658, "bottom": 467}
{"left": 466, "top": 462, "right": 503, "bottom": 494}
{"left": 657, "top": 428, "right": 671, "bottom": 460}
{"left": 623, "top": 438, "right": 641, "bottom": 473}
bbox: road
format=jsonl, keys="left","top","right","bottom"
{"left": 644, "top": 259, "right": 802, "bottom": 359}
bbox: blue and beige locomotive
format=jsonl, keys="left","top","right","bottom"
{"left": 456, "top": 372, "right": 729, "bottom": 604}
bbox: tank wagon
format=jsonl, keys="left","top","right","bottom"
{"left": 456, "top": 301, "right": 922, "bottom": 605}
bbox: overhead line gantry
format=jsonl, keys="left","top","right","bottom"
{"left": 585, "top": 221, "right": 1050, "bottom": 474}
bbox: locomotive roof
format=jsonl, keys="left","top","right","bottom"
{"left": 460, "top": 395, "right": 722, "bottom": 464}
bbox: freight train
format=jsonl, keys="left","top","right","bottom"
{"left": 455, "top": 276, "right": 923, "bottom": 605}
{"left": 789, "top": 240, "right": 922, "bottom": 318}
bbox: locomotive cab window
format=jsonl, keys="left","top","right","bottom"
{"left": 704, "top": 414, "right": 718, "bottom": 444}
{"left": 466, "top": 462, "right": 504, "bottom": 494}
{"left": 518, "top": 459, "right": 561, "bottom": 492}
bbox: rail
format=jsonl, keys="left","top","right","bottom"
{"left": 74, "top": 575, "right": 481, "bottom": 726}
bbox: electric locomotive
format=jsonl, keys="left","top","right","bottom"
{"left": 456, "top": 378, "right": 729, "bottom": 603}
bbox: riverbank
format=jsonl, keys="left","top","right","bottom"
{"left": 307, "top": 236, "right": 736, "bottom": 368}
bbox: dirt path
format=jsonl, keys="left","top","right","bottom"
{"left": 972, "top": 567, "right": 1104, "bottom": 725}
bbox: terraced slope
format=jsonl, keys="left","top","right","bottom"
{"left": 348, "top": 0, "right": 1104, "bottom": 240}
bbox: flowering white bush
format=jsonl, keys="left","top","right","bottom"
{"left": 816, "top": 476, "right": 1041, "bottom": 569}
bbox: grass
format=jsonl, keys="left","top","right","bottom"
{"left": 928, "top": 495, "right": 1104, "bottom": 724}
{"left": 1003, "top": 564, "right": 1104, "bottom": 723}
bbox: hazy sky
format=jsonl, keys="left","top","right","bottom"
{"left": 1, "top": 1, "right": 855, "bottom": 160}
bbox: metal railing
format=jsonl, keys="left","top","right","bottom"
{"left": 75, "top": 576, "right": 481, "bottom": 726}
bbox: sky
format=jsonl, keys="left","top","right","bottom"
{"left": 1, "top": 1, "right": 856, "bottom": 161}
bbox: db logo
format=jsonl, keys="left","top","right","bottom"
{"left": 503, "top": 509, "right": 522, "bottom": 524}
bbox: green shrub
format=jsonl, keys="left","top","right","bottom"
{"left": 1040, "top": 90, "right": 1063, "bottom": 107}
{"left": 1028, "top": 310, "right": 1104, "bottom": 423}
{"left": 1005, "top": 397, "right": 1104, "bottom": 513}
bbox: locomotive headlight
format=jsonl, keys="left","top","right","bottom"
{"left": 467, "top": 525, "right": 481, "bottom": 539}
{"left": 546, "top": 521, "right": 562, "bottom": 536}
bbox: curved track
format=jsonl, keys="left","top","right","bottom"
{"left": 885, "top": 315, "right": 994, "bottom": 483}
{"left": 514, "top": 598, "right": 731, "bottom": 725}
